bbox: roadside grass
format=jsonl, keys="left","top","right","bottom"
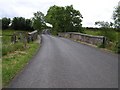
{"left": 2, "top": 30, "right": 40, "bottom": 87}
{"left": 2, "top": 42, "right": 39, "bottom": 87}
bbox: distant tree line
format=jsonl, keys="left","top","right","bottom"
{"left": 1, "top": 12, "right": 48, "bottom": 32}
{"left": 1, "top": 17, "right": 34, "bottom": 31}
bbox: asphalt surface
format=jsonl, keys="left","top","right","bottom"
{"left": 9, "top": 34, "right": 118, "bottom": 88}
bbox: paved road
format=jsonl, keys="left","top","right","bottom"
{"left": 9, "top": 34, "right": 118, "bottom": 88}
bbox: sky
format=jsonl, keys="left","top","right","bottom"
{"left": 0, "top": 0, "right": 119, "bottom": 27}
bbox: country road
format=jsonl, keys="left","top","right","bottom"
{"left": 9, "top": 34, "right": 118, "bottom": 88}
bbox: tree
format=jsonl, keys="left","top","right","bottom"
{"left": 65, "top": 5, "right": 83, "bottom": 32}
{"left": 113, "top": 1, "right": 120, "bottom": 29}
{"left": 113, "top": 1, "right": 120, "bottom": 53}
{"left": 45, "top": 5, "right": 83, "bottom": 33}
{"left": 11, "top": 17, "right": 26, "bottom": 30}
{"left": 32, "top": 11, "right": 46, "bottom": 32}
{"left": 2, "top": 17, "right": 11, "bottom": 29}
{"left": 45, "top": 5, "right": 65, "bottom": 32}
{"left": 11, "top": 17, "right": 33, "bottom": 31}
{"left": 25, "top": 19, "right": 33, "bottom": 31}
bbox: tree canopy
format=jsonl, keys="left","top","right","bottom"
{"left": 113, "top": 2, "right": 120, "bottom": 29}
{"left": 12, "top": 17, "right": 26, "bottom": 30}
{"left": 11, "top": 17, "right": 33, "bottom": 31}
{"left": 45, "top": 5, "right": 83, "bottom": 33}
{"left": 32, "top": 11, "right": 46, "bottom": 32}
{"left": 2, "top": 17, "right": 11, "bottom": 29}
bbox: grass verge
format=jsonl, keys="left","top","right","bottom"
{"left": 2, "top": 40, "right": 39, "bottom": 87}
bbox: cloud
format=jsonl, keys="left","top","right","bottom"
{"left": 0, "top": 0, "right": 119, "bottom": 27}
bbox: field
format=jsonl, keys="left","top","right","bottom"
{"left": 2, "top": 30, "right": 39, "bottom": 87}
{"left": 84, "top": 28, "right": 120, "bottom": 53}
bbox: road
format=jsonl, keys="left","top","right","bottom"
{"left": 9, "top": 34, "right": 118, "bottom": 88}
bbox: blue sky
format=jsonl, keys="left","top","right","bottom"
{"left": 0, "top": 0, "right": 119, "bottom": 27}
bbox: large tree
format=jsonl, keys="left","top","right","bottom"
{"left": 32, "top": 11, "right": 46, "bottom": 32}
{"left": 45, "top": 5, "right": 83, "bottom": 33}
{"left": 2, "top": 17, "right": 11, "bottom": 29}
{"left": 113, "top": 1, "right": 120, "bottom": 29}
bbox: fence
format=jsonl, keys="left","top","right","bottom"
{"left": 58, "top": 32, "right": 106, "bottom": 46}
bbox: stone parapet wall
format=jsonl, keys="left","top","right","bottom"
{"left": 58, "top": 32, "right": 106, "bottom": 46}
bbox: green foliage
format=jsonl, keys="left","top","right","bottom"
{"left": 32, "top": 11, "right": 46, "bottom": 32}
{"left": 94, "top": 21, "right": 118, "bottom": 43}
{"left": 51, "top": 30, "right": 58, "bottom": 36}
{"left": 84, "top": 28, "right": 117, "bottom": 42}
{"left": 12, "top": 17, "right": 26, "bottom": 30}
{"left": 25, "top": 19, "right": 33, "bottom": 30}
{"left": 95, "top": 21, "right": 113, "bottom": 28}
{"left": 113, "top": 1, "right": 120, "bottom": 29}
{"left": 2, "top": 17, "right": 11, "bottom": 29}
{"left": 45, "top": 5, "right": 83, "bottom": 33}
{"left": 84, "top": 28, "right": 101, "bottom": 36}
{"left": 99, "top": 28, "right": 117, "bottom": 42}
{"left": 11, "top": 17, "right": 33, "bottom": 31}
{"left": 115, "top": 35, "right": 120, "bottom": 53}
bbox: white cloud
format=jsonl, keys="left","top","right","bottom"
{"left": 0, "top": 0, "right": 119, "bottom": 27}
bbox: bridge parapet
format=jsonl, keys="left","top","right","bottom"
{"left": 58, "top": 32, "right": 106, "bottom": 46}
